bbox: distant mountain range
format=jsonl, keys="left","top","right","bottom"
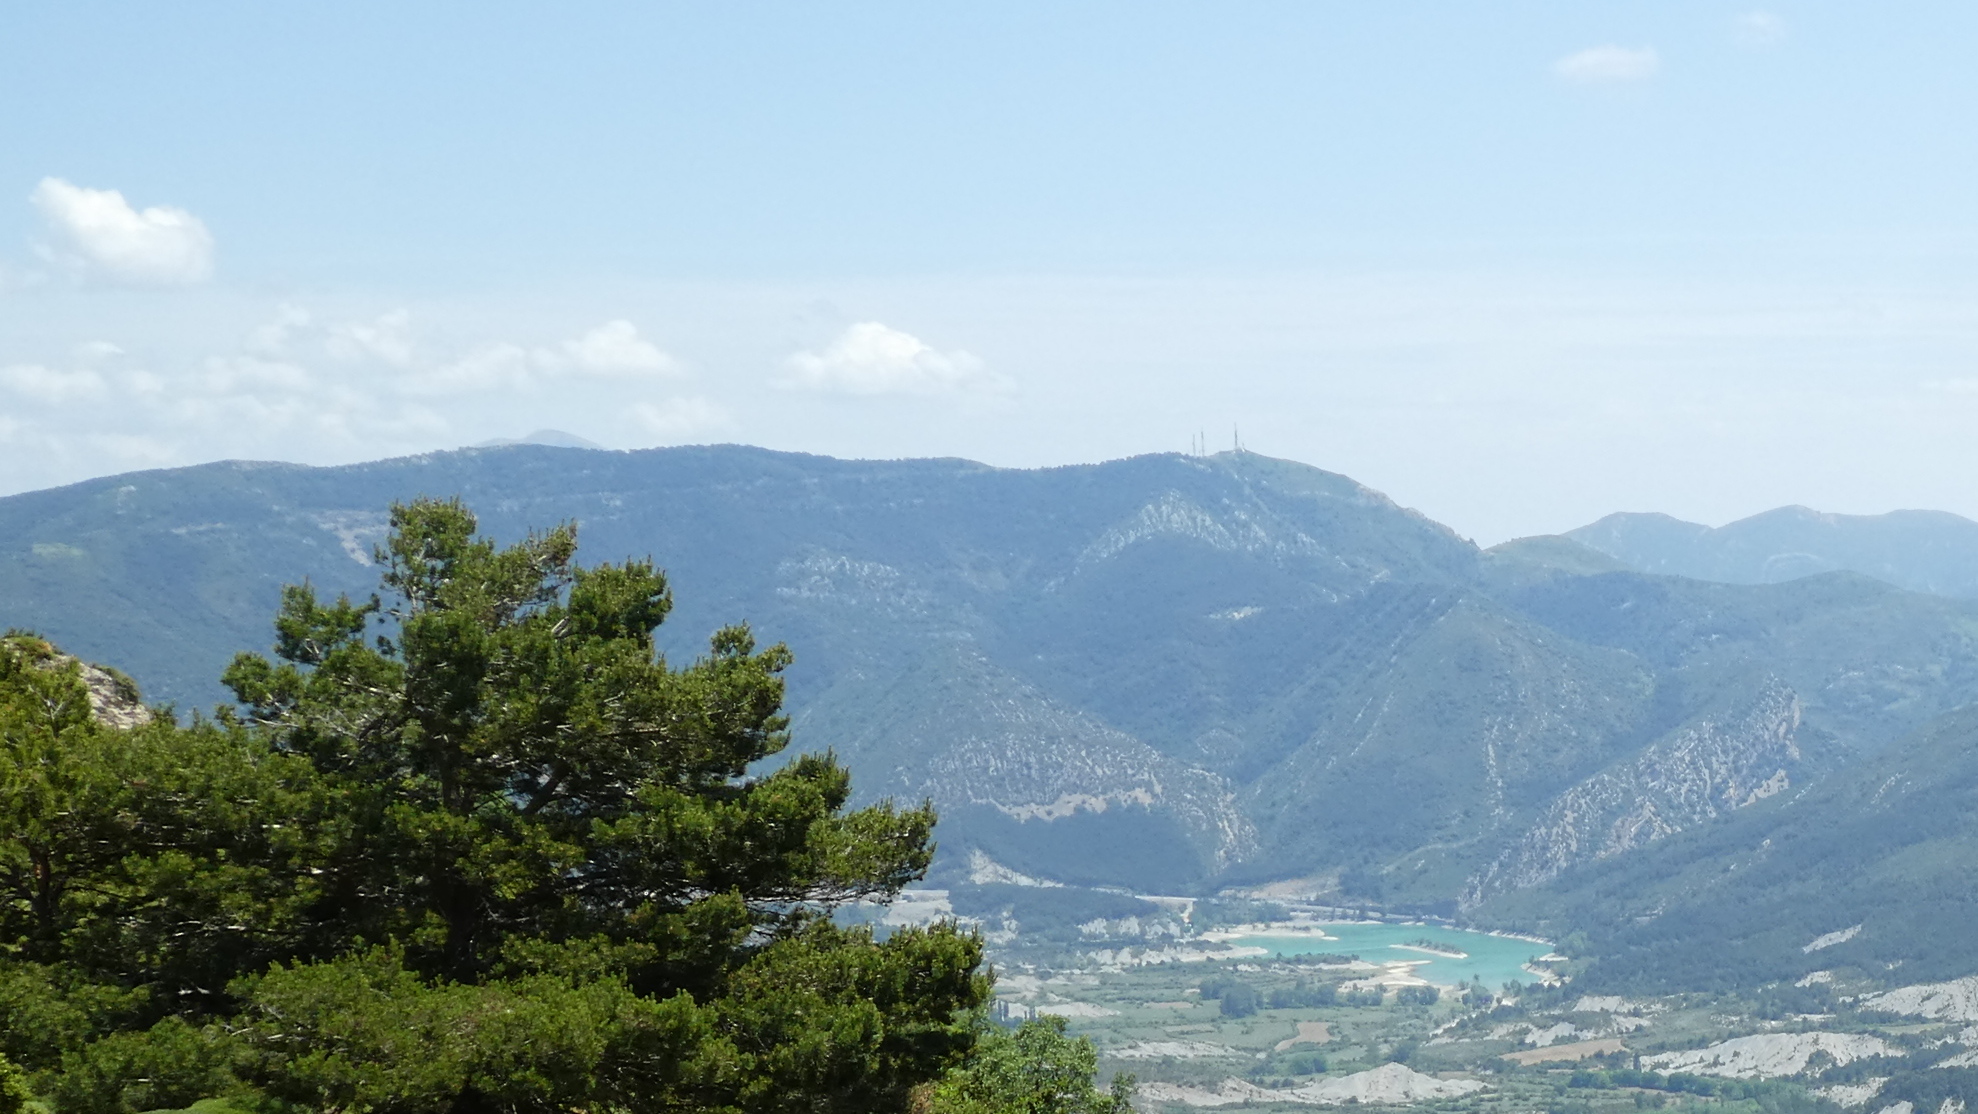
{"left": 1560, "top": 505, "right": 1978, "bottom": 598}
{"left": 473, "top": 429, "right": 606, "bottom": 450}
{"left": 6, "top": 444, "right": 1978, "bottom": 989}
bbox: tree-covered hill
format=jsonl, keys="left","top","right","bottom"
{"left": 1563, "top": 504, "right": 1978, "bottom": 598}
{"left": 10, "top": 443, "right": 1978, "bottom": 987}
{"left": 1490, "top": 699, "right": 1978, "bottom": 991}
{"left": 0, "top": 446, "right": 1485, "bottom": 893}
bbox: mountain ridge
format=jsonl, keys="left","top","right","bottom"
{"left": 9, "top": 443, "right": 1978, "bottom": 987}
{"left": 1562, "top": 504, "right": 1978, "bottom": 598}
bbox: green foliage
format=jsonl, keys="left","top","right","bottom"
{"left": 920, "top": 1017, "right": 1132, "bottom": 1114}
{"left": 1196, "top": 976, "right": 1261, "bottom": 1018}
{"left": 229, "top": 943, "right": 723, "bottom": 1114}
{"left": 0, "top": 962, "right": 148, "bottom": 1071}
{"left": 1459, "top": 979, "right": 1495, "bottom": 1009}
{"left": 220, "top": 500, "right": 941, "bottom": 982}
{"left": 2, "top": 499, "right": 993, "bottom": 1114}
{"left": 0, "top": 634, "right": 327, "bottom": 1021}
{"left": 46, "top": 1018, "right": 232, "bottom": 1114}
{"left": 1267, "top": 979, "right": 1338, "bottom": 1008}
{"left": 1875, "top": 1067, "right": 1978, "bottom": 1112}
{"left": 1394, "top": 985, "right": 1440, "bottom": 1006}
{"left": 0, "top": 1053, "right": 31, "bottom": 1114}
{"left": 943, "top": 886, "right": 1165, "bottom": 944}
{"left": 1276, "top": 951, "right": 1358, "bottom": 966}
{"left": 1276, "top": 1050, "right": 1327, "bottom": 1076}
{"left": 1567, "top": 1066, "right": 1838, "bottom": 1111}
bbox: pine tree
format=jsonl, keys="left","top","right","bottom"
{"left": 3, "top": 497, "right": 989, "bottom": 1114}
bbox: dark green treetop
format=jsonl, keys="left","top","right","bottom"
{"left": 3, "top": 497, "right": 990, "bottom": 1114}
{"left": 222, "top": 497, "right": 939, "bottom": 986}
{"left": 920, "top": 1017, "right": 1133, "bottom": 1114}
{"left": 0, "top": 632, "right": 321, "bottom": 1026}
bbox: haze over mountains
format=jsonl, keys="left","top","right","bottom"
{"left": 1565, "top": 506, "right": 1978, "bottom": 600}
{"left": 5, "top": 444, "right": 1978, "bottom": 989}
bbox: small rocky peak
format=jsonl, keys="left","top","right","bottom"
{"left": 4, "top": 635, "right": 153, "bottom": 729}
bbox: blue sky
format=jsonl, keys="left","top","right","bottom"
{"left": 5, "top": 3, "right": 1978, "bottom": 542}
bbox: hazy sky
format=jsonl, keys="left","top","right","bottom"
{"left": 6, "top": 2, "right": 1978, "bottom": 544}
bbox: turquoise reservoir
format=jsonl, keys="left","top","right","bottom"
{"left": 1232, "top": 923, "right": 1549, "bottom": 992}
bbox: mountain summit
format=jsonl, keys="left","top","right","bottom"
{"left": 9, "top": 444, "right": 1978, "bottom": 984}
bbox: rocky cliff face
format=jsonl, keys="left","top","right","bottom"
{"left": 8, "top": 635, "right": 153, "bottom": 729}
{"left": 64, "top": 654, "right": 153, "bottom": 729}
{"left": 1462, "top": 681, "right": 1803, "bottom": 907}
{"left": 796, "top": 637, "right": 1259, "bottom": 888}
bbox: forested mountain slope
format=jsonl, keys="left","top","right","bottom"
{"left": 0, "top": 447, "right": 1477, "bottom": 890}
{"left": 1491, "top": 700, "right": 1978, "bottom": 991}
{"left": 1564, "top": 505, "right": 1978, "bottom": 598}
{"left": 9, "top": 443, "right": 1978, "bottom": 976}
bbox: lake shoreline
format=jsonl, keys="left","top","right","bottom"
{"left": 1215, "top": 921, "right": 1556, "bottom": 991}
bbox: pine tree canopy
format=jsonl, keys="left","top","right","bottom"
{"left": 1, "top": 496, "right": 992, "bottom": 1114}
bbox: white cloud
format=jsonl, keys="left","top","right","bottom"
{"left": 73, "top": 340, "right": 124, "bottom": 364}
{"left": 542, "top": 319, "right": 678, "bottom": 377}
{"left": 1554, "top": 46, "right": 1661, "bottom": 85}
{"left": 1, "top": 363, "right": 108, "bottom": 404}
{"left": 0, "top": 306, "right": 726, "bottom": 494}
{"left": 1735, "top": 11, "right": 1787, "bottom": 46}
{"left": 634, "top": 396, "right": 730, "bottom": 436}
{"left": 247, "top": 304, "right": 313, "bottom": 356}
{"left": 200, "top": 355, "right": 313, "bottom": 394}
{"left": 416, "top": 342, "right": 533, "bottom": 393}
{"left": 123, "top": 369, "right": 168, "bottom": 397}
{"left": 29, "top": 178, "right": 214, "bottom": 285}
{"left": 323, "top": 314, "right": 676, "bottom": 391}
{"left": 782, "top": 321, "right": 996, "bottom": 396}
{"left": 328, "top": 309, "right": 416, "bottom": 368}
{"left": 0, "top": 346, "right": 164, "bottom": 409}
